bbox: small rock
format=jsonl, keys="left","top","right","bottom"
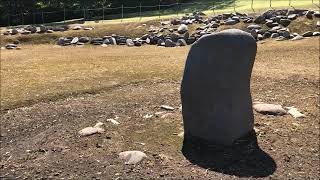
{"left": 71, "top": 37, "right": 79, "bottom": 44}
{"left": 224, "top": 19, "right": 237, "bottom": 25}
{"left": 160, "top": 105, "right": 175, "bottom": 111}
{"left": 313, "top": 32, "right": 320, "bottom": 36}
{"left": 72, "top": 26, "right": 82, "bottom": 30}
{"left": 79, "top": 37, "right": 90, "bottom": 43}
{"left": 247, "top": 24, "right": 261, "bottom": 30}
{"left": 106, "top": 118, "right": 120, "bottom": 125}
{"left": 164, "top": 39, "right": 176, "bottom": 47}
{"left": 143, "top": 114, "right": 153, "bottom": 119}
{"left": 11, "top": 29, "right": 18, "bottom": 35}
{"left": 253, "top": 103, "right": 287, "bottom": 116}
{"left": 177, "top": 39, "right": 187, "bottom": 46}
{"left": 302, "top": 31, "right": 313, "bottom": 37}
{"left": 291, "top": 35, "right": 304, "bottom": 41}
{"left": 119, "top": 151, "right": 147, "bottom": 165}
{"left": 177, "top": 24, "right": 188, "bottom": 34}
{"left": 279, "top": 19, "right": 291, "bottom": 27}
{"left": 271, "top": 33, "right": 279, "bottom": 38}
{"left": 126, "top": 39, "right": 134, "bottom": 47}
{"left": 286, "top": 107, "right": 306, "bottom": 118}
{"left": 84, "top": 27, "right": 93, "bottom": 31}
{"left": 78, "top": 122, "right": 105, "bottom": 136}
{"left": 306, "top": 10, "right": 314, "bottom": 19}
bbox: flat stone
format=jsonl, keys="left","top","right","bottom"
{"left": 78, "top": 122, "right": 105, "bottom": 136}
{"left": 119, "top": 151, "right": 147, "bottom": 164}
{"left": 253, "top": 103, "right": 286, "bottom": 115}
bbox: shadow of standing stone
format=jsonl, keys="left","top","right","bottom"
{"left": 180, "top": 29, "right": 276, "bottom": 177}
{"left": 182, "top": 131, "right": 277, "bottom": 177}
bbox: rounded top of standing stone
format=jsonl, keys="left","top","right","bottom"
{"left": 193, "top": 29, "right": 257, "bottom": 49}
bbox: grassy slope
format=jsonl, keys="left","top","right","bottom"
{"left": 1, "top": 38, "right": 319, "bottom": 111}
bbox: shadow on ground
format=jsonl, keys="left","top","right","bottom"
{"left": 182, "top": 131, "right": 277, "bottom": 177}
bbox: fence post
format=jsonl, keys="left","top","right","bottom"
{"left": 121, "top": 4, "right": 124, "bottom": 22}
{"left": 158, "top": 2, "right": 161, "bottom": 19}
{"left": 139, "top": 3, "right": 142, "bottom": 21}
{"left": 32, "top": 11, "right": 35, "bottom": 24}
{"left": 7, "top": 14, "right": 10, "bottom": 27}
{"left": 64, "top": 8, "right": 66, "bottom": 23}
{"left": 251, "top": 0, "right": 254, "bottom": 12}
{"left": 212, "top": 1, "right": 215, "bottom": 15}
{"left": 102, "top": 6, "right": 105, "bottom": 23}
{"left": 83, "top": 8, "right": 86, "bottom": 21}
{"left": 21, "top": 13, "right": 24, "bottom": 25}
{"left": 270, "top": 0, "right": 272, "bottom": 9}
{"left": 177, "top": 0, "right": 179, "bottom": 17}
{"left": 234, "top": 0, "right": 236, "bottom": 12}
{"left": 42, "top": 11, "right": 44, "bottom": 24}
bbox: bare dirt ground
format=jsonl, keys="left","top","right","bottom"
{"left": 0, "top": 38, "right": 319, "bottom": 179}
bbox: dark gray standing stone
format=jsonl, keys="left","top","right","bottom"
{"left": 254, "top": 15, "right": 266, "bottom": 24}
{"left": 39, "top": 25, "right": 47, "bottom": 33}
{"left": 181, "top": 29, "right": 256, "bottom": 145}
{"left": 263, "top": 32, "right": 271, "bottom": 39}
{"left": 169, "top": 33, "right": 179, "bottom": 42}
{"left": 157, "top": 39, "right": 165, "bottom": 46}
{"left": 109, "top": 37, "right": 117, "bottom": 45}
{"left": 57, "top": 37, "right": 66, "bottom": 46}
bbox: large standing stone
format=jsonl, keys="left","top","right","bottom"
{"left": 181, "top": 29, "right": 257, "bottom": 145}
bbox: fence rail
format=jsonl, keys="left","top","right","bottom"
{"left": 3, "top": 0, "right": 319, "bottom": 27}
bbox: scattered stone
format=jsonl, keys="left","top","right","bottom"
{"left": 11, "top": 29, "right": 19, "bottom": 35}
{"left": 291, "top": 35, "right": 304, "bottom": 41}
{"left": 71, "top": 37, "right": 79, "bottom": 44}
{"left": 313, "top": 32, "right": 320, "bottom": 36}
{"left": 286, "top": 107, "right": 306, "bottom": 118}
{"left": 288, "top": 14, "right": 298, "bottom": 20}
{"left": 119, "top": 151, "right": 147, "bottom": 165}
{"left": 72, "top": 26, "right": 82, "bottom": 30}
{"left": 224, "top": 19, "right": 237, "bottom": 25}
{"left": 143, "top": 114, "right": 153, "bottom": 119}
{"left": 160, "top": 105, "right": 175, "bottom": 111}
{"left": 250, "top": 30, "right": 258, "bottom": 39}
{"left": 164, "top": 39, "right": 176, "bottom": 47}
{"left": 253, "top": 103, "right": 287, "bottom": 116}
{"left": 306, "top": 10, "right": 314, "bottom": 19}
{"left": 5, "top": 44, "right": 17, "bottom": 50}
{"left": 279, "top": 19, "right": 291, "bottom": 27}
{"left": 271, "top": 33, "right": 279, "bottom": 38}
{"left": 302, "top": 31, "right": 313, "bottom": 37}
{"left": 126, "top": 39, "right": 134, "bottom": 47}
{"left": 79, "top": 37, "right": 90, "bottom": 43}
{"left": 78, "top": 122, "right": 105, "bottom": 136}
{"left": 177, "top": 39, "right": 187, "bottom": 46}
{"left": 254, "top": 15, "right": 266, "bottom": 24}
{"left": 39, "top": 25, "right": 47, "bottom": 33}
{"left": 106, "top": 118, "right": 120, "bottom": 125}
{"left": 47, "top": 30, "right": 54, "bottom": 33}
{"left": 84, "top": 27, "right": 93, "bottom": 31}
{"left": 177, "top": 24, "right": 188, "bottom": 34}
{"left": 247, "top": 24, "right": 262, "bottom": 30}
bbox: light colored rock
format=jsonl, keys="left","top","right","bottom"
{"left": 72, "top": 26, "right": 82, "bottom": 30}
{"left": 71, "top": 37, "right": 79, "bottom": 44}
{"left": 253, "top": 103, "right": 287, "bottom": 115}
{"left": 143, "top": 114, "right": 153, "bottom": 119}
{"left": 119, "top": 151, "right": 147, "bottom": 165}
{"left": 160, "top": 105, "right": 175, "bottom": 111}
{"left": 291, "top": 35, "right": 304, "bottom": 41}
{"left": 178, "top": 24, "right": 188, "bottom": 34}
{"left": 106, "top": 118, "right": 120, "bottom": 125}
{"left": 286, "top": 107, "right": 306, "bottom": 118}
{"left": 84, "top": 27, "right": 93, "bottom": 31}
{"left": 78, "top": 122, "right": 105, "bottom": 136}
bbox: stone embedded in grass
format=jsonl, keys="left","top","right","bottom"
{"left": 160, "top": 105, "right": 174, "bottom": 111}
{"left": 126, "top": 39, "right": 134, "bottom": 47}
{"left": 164, "top": 39, "right": 176, "bottom": 47}
{"left": 291, "top": 35, "right": 304, "bottom": 41}
{"left": 302, "top": 31, "right": 313, "bottom": 37}
{"left": 72, "top": 26, "right": 82, "bottom": 30}
{"left": 286, "top": 107, "right": 306, "bottom": 119}
{"left": 71, "top": 37, "right": 79, "bottom": 44}
{"left": 181, "top": 29, "right": 257, "bottom": 145}
{"left": 247, "top": 24, "right": 262, "bottom": 31}
{"left": 119, "top": 151, "right": 147, "bottom": 165}
{"left": 253, "top": 103, "right": 287, "bottom": 116}
{"left": 78, "top": 122, "right": 105, "bottom": 136}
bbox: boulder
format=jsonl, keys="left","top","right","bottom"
{"left": 247, "top": 24, "right": 261, "bottom": 31}
{"left": 254, "top": 15, "right": 266, "bottom": 24}
{"left": 287, "top": 14, "right": 298, "bottom": 20}
{"left": 302, "top": 31, "right": 313, "bottom": 37}
{"left": 181, "top": 29, "right": 257, "bottom": 145}
{"left": 177, "top": 39, "right": 187, "bottom": 46}
{"left": 126, "top": 39, "right": 134, "bottom": 46}
{"left": 306, "top": 10, "right": 314, "bottom": 19}
{"left": 39, "top": 25, "right": 47, "bottom": 33}
{"left": 224, "top": 19, "right": 237, "bottom": 25}
{"left": 279, "top": 19, "right": 291, "bottom": 27}
{"left": 178, "top": 24, "right": 188, "bottom": 34}
{"left": 11, "top": 29, "right": 18, "bottom": 35}
{"left": 119, "top": 151, "right": 147, "bottom": 165}
{"left": 165, "top": 39, "right": 176, "bottom": 47}
{"left": 79, "top": 37, "right": 90, "bottom": 43}
{"left": 271, "top": 33, "right": 279, "bottom": 38}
